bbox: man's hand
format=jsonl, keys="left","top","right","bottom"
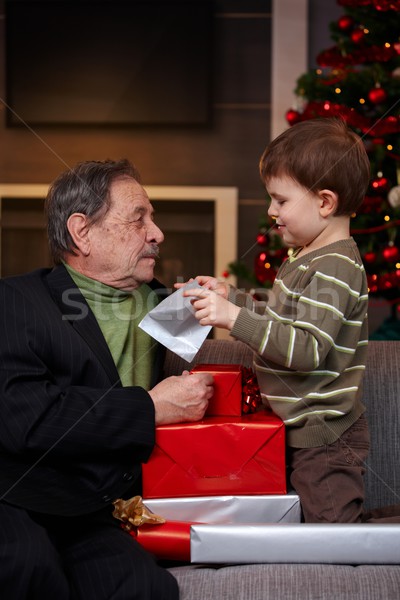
{"left": 149, "top": 371, "right": 214, "bottom": 426}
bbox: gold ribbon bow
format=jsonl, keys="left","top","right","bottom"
{"left": 112, "top": 496, "right": 166, "bottom": 532}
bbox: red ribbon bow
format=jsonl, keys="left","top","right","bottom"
{"left": 241, "top": 367, "right": 262, "bottom": 414}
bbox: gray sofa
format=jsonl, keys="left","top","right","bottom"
{"left": 162, "top": 339, "right": 400, "bottom": 600}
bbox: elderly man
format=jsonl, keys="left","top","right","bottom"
{"left": 0, "top": 159, "right": 213, "bottom": 599}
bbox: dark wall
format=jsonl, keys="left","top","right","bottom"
{"left": 0, "top": 0, "right": 271, "bottom": 202}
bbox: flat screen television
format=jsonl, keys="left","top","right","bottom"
{"left": 5, "top": 0, "right": 213, "bottom": 126}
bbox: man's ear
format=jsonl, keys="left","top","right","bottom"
{"left": 318, "top": 189, "right": 339, "bottom": 217}
{"left": 67, "top": 213, "right": 91, "bottom": 256}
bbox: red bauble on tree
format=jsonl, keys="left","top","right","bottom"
{"left": 337, "top": 15, "right": 354, "bottom": 30}
{"left": 382, "top": 244, "right": 400, "bottom": 262}
{"left": 285, "top": 109, "right": 302, "bottom": 126}
{"left": 371, "top": 175, "right": 390, "bottom": 191}
{"left": 363, "top": 250, "right": 378, "bottom": 264}
{"left": 351, "top": 28, "right": 365, "bottom": 44}
{"left": 368, "top": 86, "right": 388, "bottom": 105}
{"left": 254, "top": 251, "right": 277, "bottom": 285}
{"left": 256, "top": 232, "right": 269, "bottom": 246}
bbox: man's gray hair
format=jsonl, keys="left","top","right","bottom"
{"left": 45, "top": 158, "right": 141, "bottom": 264}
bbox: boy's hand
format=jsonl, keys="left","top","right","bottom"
{"left": 183, "top": 286, "right": 240, "bottom": 330}
{"left": 175, "top": 275, "right": 229, "bottom": 299}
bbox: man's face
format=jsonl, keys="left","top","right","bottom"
{"left": 87, "top": 177, "right": 164, "bottom": 290}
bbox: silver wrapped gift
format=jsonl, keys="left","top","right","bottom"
{"left": 190, "top": 522, "right": 400, "bottom": 565}
{"left": 145, "top": 493, "right": 301, "bottom": 525}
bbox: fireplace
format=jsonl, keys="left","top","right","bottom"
{"left": 0, "top": 185, "right": 238, "bottom": 339}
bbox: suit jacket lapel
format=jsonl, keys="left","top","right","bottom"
{"left": 148, "top": 279, "right": 168, "bottom": 386}
{"left": 46, "top": 265, "right": 121, "bottom": 386}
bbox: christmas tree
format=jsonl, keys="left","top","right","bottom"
{"left": 228, "top": 0, "right": 400, "bottom": 311}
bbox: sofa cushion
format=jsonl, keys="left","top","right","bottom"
{"left": 169, "top": 563, "right": 400, "bottom": 600}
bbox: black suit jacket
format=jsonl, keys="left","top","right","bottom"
{"left": 0, "top": 265, "right": 166, "bottom": 516}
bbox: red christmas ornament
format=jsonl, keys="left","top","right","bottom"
{"left": 222, "top": 270, "right": 230, "bottom": 279}
{"left": 368, "top": 87, "right": 387, "bottom": 105}
{"left": 382, "top": 245, "right": 400, "bottom": 262}
{"left": 371, "top": 176, "right": 390, "bottom": 191}
{"left": 337, "top": 15, "right": 354, "bottom": 30}
{"left": 285, "top": 109, "right": 301, "bottom": 126}
{"left": 256, "top": 232, "right": 269, "bottom": 246}
{"left": 363, "top": 251, "right": 377, "bottom": 264}
{"left": 254, "top": 252, "right": 277, "bottom": 285}
{"left": 351, "top": 28, "right": 365, "bottom": 44}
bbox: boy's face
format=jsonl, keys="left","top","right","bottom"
{"left": 266, "top": 175, "right": 327, "bottom": 249}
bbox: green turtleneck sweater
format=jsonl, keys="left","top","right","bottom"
{"left": 65, "top": 264, "right": 159, "bottom": 389}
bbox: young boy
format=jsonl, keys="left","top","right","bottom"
{"left": 183, "top": 118, "right": 371, "bottom": 523}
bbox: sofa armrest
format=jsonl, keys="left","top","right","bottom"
{"left": 363, "top": 340, "right": 400, "bottom": 511}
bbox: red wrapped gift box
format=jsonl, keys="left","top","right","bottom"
{"left": 190, "top": 364, "right": 261, "bottom": 416}
{"left": 142, "top": 410, "right": 286, "bottom": 498}
{"left": 191, "top": 364, "right": 242, "bottom": 416}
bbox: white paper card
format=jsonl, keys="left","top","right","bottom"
{"left": 138, "top": 281, "right": 211, "bottom": 362}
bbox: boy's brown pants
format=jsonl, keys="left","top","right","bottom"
{"left": 287, "top": 414, "right": 370, "bottom": 523}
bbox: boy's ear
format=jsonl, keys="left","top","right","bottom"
{"left": 67, "top": 213, "right": 91, "bottom": 256}
{"left": 318, "top": 189, "right": 339, "bottom": 217}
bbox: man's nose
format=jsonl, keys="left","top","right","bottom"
{"left": 147, "top": 221, "right": 164, "bottom": 244}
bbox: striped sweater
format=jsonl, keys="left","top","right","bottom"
{"left": 229, "top": 238, "right": 369, "bottom": 448}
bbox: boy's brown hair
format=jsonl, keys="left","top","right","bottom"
{"left": 259, "top": 118, "right": 371, "bottom": 216}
